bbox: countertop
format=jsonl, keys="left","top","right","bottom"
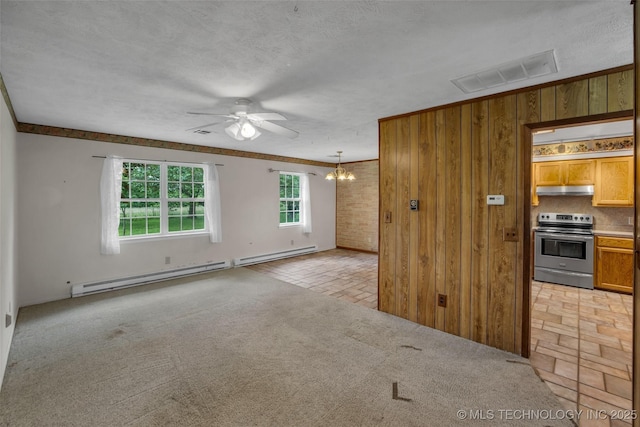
{"left": 592, "top": 229, "right": 633, "bottom": 238}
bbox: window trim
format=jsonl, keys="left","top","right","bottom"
{"left": 119, "top": 160, "right": 208, "bottom": 240}
{"left": 278, "top": 171, "right": 303, "bottom": 227}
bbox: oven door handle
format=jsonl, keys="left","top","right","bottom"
{"left": 536, "top": 232, "right": 593, "bottom": 240}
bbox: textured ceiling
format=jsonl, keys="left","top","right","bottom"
{"left": 0, "top": 1, "right": 633, "bottom": 163}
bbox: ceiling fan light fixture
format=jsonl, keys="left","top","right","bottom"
{"left": 225, "top": 120, "right": 261, "bottom": 141}
{"left": 225, "top": 122, "right": 242, "bottom": 140}
{"left": 240, "top": 120, "right": 257, "bottom": 138}
{"left": 189, "top": 98, "right": 298, "bottom": 141}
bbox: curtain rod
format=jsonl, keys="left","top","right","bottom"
{"left": 92, "top": 155, "right": 223, "bottom": 166}
{"left": 268, "top": 168, "right": 317, "bottom": 176}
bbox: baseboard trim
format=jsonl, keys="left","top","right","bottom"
{"left": 336, "top": 246, "right": 378, "bottom": 255}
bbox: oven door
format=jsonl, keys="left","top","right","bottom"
{"left": 534, "top": 231, "right": 594, "bottom": 289}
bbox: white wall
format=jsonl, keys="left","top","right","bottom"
{"left": 0, "top": 92, "right": 19, "bottom": 390}
{"left": 17, "top": 133, "right": 336, "bottom": 306}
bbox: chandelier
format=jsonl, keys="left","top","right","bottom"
{"left": 325, "top": 151, "right": 355, "bottom": 181}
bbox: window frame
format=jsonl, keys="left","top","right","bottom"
{"left": 278, "top": 172, "right": 303, "bottom": 227}
{"left": 119, "top": 160, "right": 208, "bottom": 240}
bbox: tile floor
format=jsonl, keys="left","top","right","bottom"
{"left": 531, "top": 281, "right": 634, "bottom": 427}
{"left": 248, "top": 249, "right": 634, "bottom": 426}
{"left": 247, "top": 248, "right": 378, "bottom": 309}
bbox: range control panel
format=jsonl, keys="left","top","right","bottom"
{"left": 538, "top": 212, "right": 593, "bottom": 225}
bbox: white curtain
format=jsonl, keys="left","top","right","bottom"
{"left": 300, "top": 174, "right": 312, "bottom": 234}
{"left": 100, "top": 155, "right": 123, "bottom": 255}
{"left": 204, "top": 163, "right": 222, "bottom": 243}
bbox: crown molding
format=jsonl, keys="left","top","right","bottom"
{"left": 0, "top": 72, "right": 19, "bottom": 129}
{"left": 16, "top": 122, "right": 335, "bottom": 167}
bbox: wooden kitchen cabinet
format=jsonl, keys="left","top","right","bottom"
{"left": 595, "top": 236, "right": 633, "bottom": 294}
{"left": 534, "top": 159, "right": 595, "bottom": 186}
{"left": 593, "top": 156, "right": 634, "bottom": 207}
{"left": 532, "top": 159, "right": 594, "bottom": 206}
{"left": 535, "top": 162, "right": 563, "bottom": 186}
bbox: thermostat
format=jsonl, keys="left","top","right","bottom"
{"left": 487, "top": 195, "right": 504, "bottom": 205}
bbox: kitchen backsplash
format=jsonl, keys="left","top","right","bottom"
{"left": 532, "top": 196, "right": 633, "bottom": 233}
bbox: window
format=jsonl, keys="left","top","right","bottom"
{"left": 119, "top": 161, "right": 205, "bottom": 237}
{"left": 279, "top": 172, "right": 301, "bottom": 225}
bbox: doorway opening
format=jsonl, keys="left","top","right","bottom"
{"left": 526, "top": 115, "right": 634, "bottom": 415}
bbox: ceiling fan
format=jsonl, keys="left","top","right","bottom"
{"left": 187, "top": 98, "right": 299, "bottom": 141}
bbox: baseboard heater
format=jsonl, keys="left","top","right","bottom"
{"left": 71, "top": 260, "right": 231, "bottom": 297}
{"left": 233, "top": 245, "right": 318, "bottom": 267}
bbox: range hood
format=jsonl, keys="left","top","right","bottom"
{"left": 536, "top": 185, "right": 594, "bottom": 196}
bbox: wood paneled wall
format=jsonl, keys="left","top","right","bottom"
{"left": 378, "top": 67, "right": 633, "bottom": 355}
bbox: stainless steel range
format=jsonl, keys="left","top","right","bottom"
{"left": 534, "top": 212, "right": 594, "bottom": 289}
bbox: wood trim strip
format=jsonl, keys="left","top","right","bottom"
{"left": 526, "top": 109, "right": 633, "bottom": 132}
{"left": 0, "top": 72, "right": 19, "bottom": 129}
{"left": 16, "top": 122, "right": 335, "bottom": 168}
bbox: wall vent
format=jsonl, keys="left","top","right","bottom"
{"left": 71, "top": 260, "right": 230, "bottom": 297}
{"left": 193, "top": 129, "right": 211, "bottom": 134}
{"left": 451, "top": 50, "right": 558, "bottom": 94}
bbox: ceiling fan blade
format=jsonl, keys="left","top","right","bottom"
{"left": 252, "top": 120, "right": 299, "bottom": 139}
{"left": 185, "top": 121, "right": 228, "bottom": 132}
{"left": 247, "top": 112, "right": 287, "bottom": 121}
{"left": 187, "top": 112, "right": 235, "bottom": 118}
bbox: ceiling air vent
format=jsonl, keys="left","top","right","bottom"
{"left": 193, "top": 129, "right": 211, "bottom": 135}
{"left": 451, "top": 50, "right": 558, "bottom": 94}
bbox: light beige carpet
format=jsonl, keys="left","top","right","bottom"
{"left": 0, "top": 268, "right": 572, "bottom": 426}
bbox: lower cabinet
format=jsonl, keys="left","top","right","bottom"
{"left": 595, "top": 236, "right": 633, "bottom": 294}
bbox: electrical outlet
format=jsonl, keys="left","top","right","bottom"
{"left": 437, "top": 294, "right": 447, "bottom": 308}
{"left": 165, "top": 256, "right": 171, "bottom": 265}
{"left": 503, "top": 228, "right": 518, "bottom": 242}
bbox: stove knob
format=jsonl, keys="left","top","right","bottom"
{"left": 580, "top": 216, "right": 584, "bottom": 220}
{"left": 586, "top": 216, "right": 590, "bottom": 221}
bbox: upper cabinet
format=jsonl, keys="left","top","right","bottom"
{"left": 593, "top": 156, "right": 634, "bottom": 207}
{"left": 535, "top": 159, "right": 595, "bottom": 186}
{"left": 532, "top": 156, "right": 633, "bottom": 207}
{"left": 532, "top": 159, "right": 595, "bottom": 206}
